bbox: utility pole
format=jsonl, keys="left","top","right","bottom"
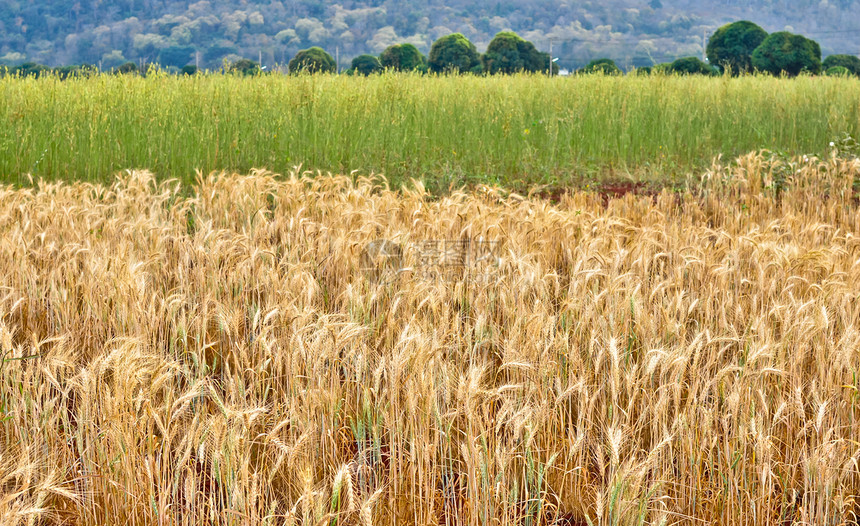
{"left": 196, "top": 51, "right": 199, "bottom": 70}
{"left": 259, "top": 49, "right": 262, "bottom": 68}
{"left": 336, "top": 46, "right": 340, "bottom": 73}
{"left": 703, "top": 29, "right": 707, "bottom": 61}
{"left": 549, "top": 39, "right": 553, "bottom": 76}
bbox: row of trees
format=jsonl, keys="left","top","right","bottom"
{"left": 344, "top": 32, "right": 557, "bottom": 76}
{"left": 5, "top": 24, "right": 859, "bottom": 79}
{"left": 317, "top": 23, "right": 860, "bottom": 77}
{"left": 2, "top": 31, "right": 556, "bottom": 77}
{"left": 1, "top": 60, "right": 196, "bottom": 77}
{"left": 706, "top": 20, "right": 860, "bottom": 76}
{"left": 3, "top": 0, "right": 860, "bottom": 73}
{"left": 577, "top": 56, "right": 716, "bottom": 75}
{"left": 577, "top": 21, "right": 860, "bottom": 77}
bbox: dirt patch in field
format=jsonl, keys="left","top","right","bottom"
{"left": 527, "top": 186, "right": 571, "bottom": 203}
{"left": 527, "top": 180, "right": 668, "bottom": 205}
{"left": 596, "top": 181, "right": 662, "bottom": 204}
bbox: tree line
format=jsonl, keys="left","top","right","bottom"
{"left": 4, "top": 24, "right": 859, "bottom": 78}
{"left": 559, "top": 21, "right": 859, "bottom": 77}
{"left": 0, "top": 32, "right": 557, "bottom": 77}
{"left": 706, "top": 21, "right": 859, "bottom": 76}
{"left": 2, "top": 0, "right": 859, "bottom": 74}
{"left": 343, "top": 32, "right": 557, "bottom": 76}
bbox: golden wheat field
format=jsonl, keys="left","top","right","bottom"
{"left": 1, "top": 153, "right": 860, "bottom": 526}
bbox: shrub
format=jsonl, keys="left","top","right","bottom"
{"left": 54, "top": 65, "right": 96, "bottom": 79}
{"left": 12, "top": 62, "right": 50, "bottom": 77}
{"left": 181, "top": 65, "right": 198, "bottom": 75}
{"left": 667, "top": 56, "right": 718, "bottom": 75}
{"left": 228, "top": 58, "right": 260, "bottom": 76}
{"left": 826, "top": 66, "right": 851, "bottom": 77}
{"left": 579, "top": 58, "right": 622, "bottom": 75}
{"left": 822, "top": 54, "right": 860, "bottom": 76}
{"left": 116, "top": 62, "right": 139, "bottom": 75}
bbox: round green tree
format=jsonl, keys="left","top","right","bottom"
{"left": 822, "top": 54, "right": 860, "bottom": 76}
{"left": 667, "top": 56, "right": 718, "bottom": 75}
{"left": 428, "top": 33, "right": 482, "bottom": 74}
{"left": 349, "top": 54, "right": 382, "bottom": 76}
{"left": 228, "top": 58, "right": 260, "bottom": 76}
{"left": 579, "top": 58, "right": 622, "bottom": 75}
{"left": 289, "top": 47, "right": 336, "bottom": 74}
{"left": 752, "top": 32, "right": 821, "bottom": 76}
{"left": 380, "top": 43, "right": 426, "bottom": 72}
{"left": 116, "top": 62, "right": 139, "bottom": 75}
{"left": 826, "top": 66, "right": 851, "bottom": 77}
{"left": 706, "top": 21, "right": 768, "bottom": 74}
{"left": 483, "top": 31, "right": 548, "bottom": 74}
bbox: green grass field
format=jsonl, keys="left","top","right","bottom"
{"left": 1, "top": 71, "right": 859, "bottom": 191}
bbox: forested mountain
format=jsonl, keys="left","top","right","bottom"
{"left": 2, "top": 0, "right": 858, "bottom": 71}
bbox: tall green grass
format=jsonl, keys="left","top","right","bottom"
{"left": 1, "top": 71, "right": 858, "bottom": 190}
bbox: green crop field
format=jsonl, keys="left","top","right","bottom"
{"left": 2, "top": 71, "right": 859, "bottom": 191}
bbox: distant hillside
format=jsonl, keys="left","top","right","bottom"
{"left": 1, "top": 0, "right": 859, "bottom": 70}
